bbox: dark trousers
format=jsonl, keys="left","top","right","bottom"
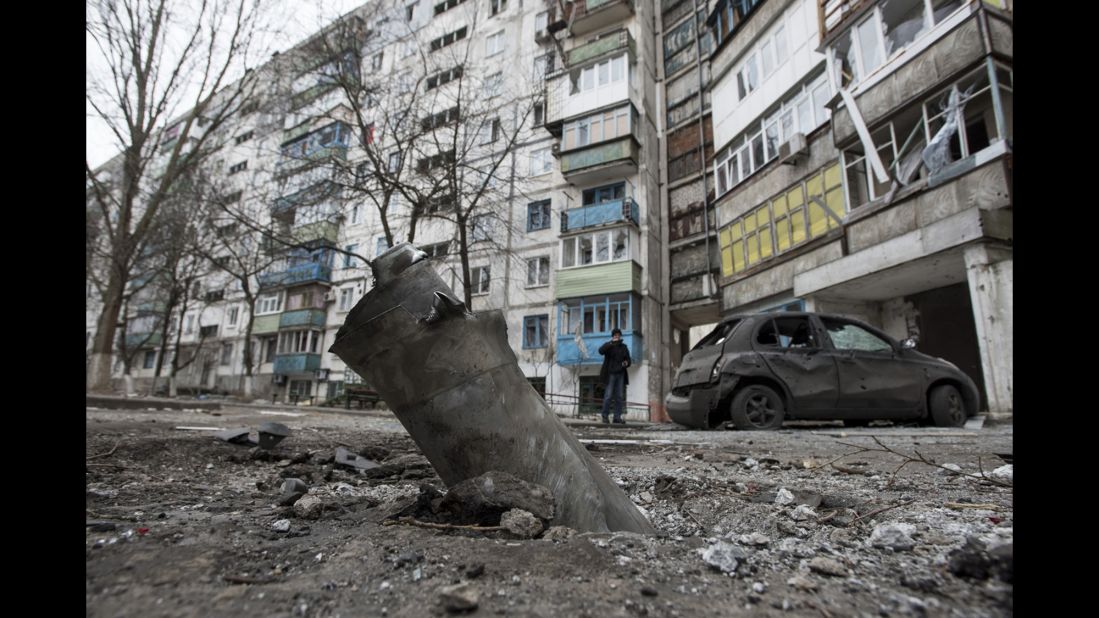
{"left": 601, "top": 371, "right": 625, "bottom": 421}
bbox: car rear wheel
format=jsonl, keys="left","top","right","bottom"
{"left": 929, "top": 384, "right": 966, "bottom": 427}
{"left": 730, "top": 385, "right": 785, "bottom": 430}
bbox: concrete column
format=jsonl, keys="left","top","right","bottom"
{"left": 963, "top": 243, "right": 1013, "bottom": 417}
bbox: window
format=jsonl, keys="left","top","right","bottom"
{"left": 426, "top": 66, "right": 463, "bottom": 91}
{"left": 693, "top": 319, "right": 742, "bottom": 351}
{"left": 228, "top": 161, "right": 247, "bottom": 174}
{"left": 562, "top": 106, "right": 632, "bottom": 151}
{"left": 472, "top": 215, "right": 492, "bottom": 241}
{"left": 280, "top": 122, "right": 350, "bottom": 159}
{"left": 406, "top": 3, "right": 416, "bottom": 21}
{"left": 235, "top": 131, "right": 253, "bottom": 144}
{"left": 345, "top": 243, "right": 361, "bottom": 267}
{"left": 533, "top": 53, "right": 553, "bottom": 81}
{"left": 582, "top": 182, "right": 625, "bottom": 206}
{"left": 490, "top": 0, "right": 507, "bottom": 16}
{"left": 530, "top": 148, "right": 552, "bottom": 175}
{"left": 371, "top": 52, "right": 384, "bottom": 71}
{"left": 388, "top": 151, "right": 401, "bottom": 173}
{"left": 220, "top": 342, "right": 234, "bottom": 365}
{"left": 228, "top": 306, "right": 239, "bottom": 326}
{"left": 223, "top": 191, "right": 243, "bottom": 204}
{"left": 256, "top": 292, "right": 283, "bottom": 315}
{"left": 278, "top": 329, "right": 323, "bottom": 354}
{"left": 374, "top": 237, "right": 390, "bottom": 257}
{"left": 434, "top": 0, "right": 469, "bottom": 15}
{"left": 821, "top": 318, "right": 893, "bottom": 352}
{"left": 184, "top": 314, "right": 195, "bottom": 334}
{"left": 534, "top": 102, "right": 544, "bottom": 126}
{"left": 204, "top": 289, "right": 224, "bottom": 302}
{"left": 523, "top": 315, "right": 549, "bottom": 348}
{"left": 429, "top": 26, "right": 468, "bottom": 52}
{"left": 261, "top": 335, "right": 278, "bottom": 363}
{"left": 571, "top": 54, "right": 627, "bottom": 94}
{"left": 713, "top": 72, "right": 832, "bottom": 198}
{"left": 710, "top": 0, "right": 766, "bottom": 49}
{"left": 486, "top": 30, "right": 505, "bottom": 56}
{"left": 756, "top": 317, "right": 816, "bottom": 349}
{"left": 560, "top": 228, "right": 629, "bottom": 268}
{"left": 200, "top": 324, "right": 219, "bottom": 338}
{"left": 527, "top": 200, "right": 551, "bottom": 231}
{"left": 338, "top": 287, "right": 356, "bottom": 312}
{"left": 558, "top": 294, "right": 638, "bottom": 337}
{"left": 485, "top": 72, "right": 502, "bottom": 98}
{"left": 481, "top": 117, "right": 501, "bottom": 144}
{"left": 421, "top": 241, "right": 451, "bottom": 258}
{"left": 526, "top": 256, "right": 550, "bottom": 287}
{"left": 471, "top": 266, "right": 491, "bottom": 295}
{"left": 718, "top": 162, "right": 845, "bottom": 277}
{"left": 350, "top": 204, "right": 362, "bottom": 225}
{"left": 535, "top": 11, "right": 548, "bottom": 33}
{"left": 143, "top": 350, "right": 156, "bottom": 369}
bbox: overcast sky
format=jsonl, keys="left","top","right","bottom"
{"left": 86, "top": 0, "right": 370, "bottom": 169}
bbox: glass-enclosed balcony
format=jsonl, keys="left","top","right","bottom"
{"left": 273, "top": 353, "right": 322, "bottom": 374}
{"left": 555, "top": 293, "right": 642, "bottom": 366}
{"left": 561, "top": 198, "right": 639, "bottom": 232}
{"left": 556, "top": 331, "right": 642, "bottom": 366}
{"left": 559, "top": 137, "right": 639, "bottom": 182}
{"left": 565, "top": 28, "right": 633, "bottom": 67}
{"left": 258, "top": 262, "right": 333, "bottom": 290}
{"left": 273, "top": 180, "right": 340, "bottom": 216}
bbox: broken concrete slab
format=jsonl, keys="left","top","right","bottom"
{"left": 256, "top": 422, "right": 291, "bottom": 450}
{"left": 700, "top": 541, "right": 748, "bottom": 575}
{"left": 500, "top": 509, "right": 543, "bottom": 539}
{"left": 277, "top": 478, "right": 308, "bottom": 507}
{"left": 329, "top": 243, "right": 655, "bottom": 535}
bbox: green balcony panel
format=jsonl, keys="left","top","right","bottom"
{"left": 273, "top": 353, "right": 321, "bottom": 374}
{"left": 559, "top": 137, "right": 638, "bottom": 175}
{"left": 124, "top": 332, "right": 162, "bottom": 348}
{"left": 566, "top": 29, "right": 634, "bottom": 67}
{"left": 252, "top": 314, "right": 280, "bottom": 334}
{"left": 555, "top": 261, "right": 641, "bottom": 299}
{"left": 292, "top": 221, "right": 340, "bottom": 245}
{"left": 279, "top": 308, "right": 327, "bottom": 329}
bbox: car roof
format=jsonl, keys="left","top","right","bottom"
{"left": 718, "top": 311, "right": 862, "bottom": 324}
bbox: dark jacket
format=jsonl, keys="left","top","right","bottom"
{"left": 598, "top": 339, "right": 631, "bottom": 385}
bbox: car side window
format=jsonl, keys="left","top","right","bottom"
{"left": 692, "top": 319, "right": 741, "bottom": 351}
{"left": 756, "top": 317, "right": 817, "bottom": 349}
{"left": 821, "top": 318, "right": 893, "bottom": 352}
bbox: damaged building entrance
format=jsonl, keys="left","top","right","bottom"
{"left": 906, "top": 283, "right": 987, "bottom": 411}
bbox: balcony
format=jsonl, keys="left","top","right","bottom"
{"left": 273, "top": 353, "right": 322, "bottom": 374}
{"left": 273, "top": 180, "right": 340, "bottom": 217}
{"left": 279, "top": 308, "right": 327, "bottom": 330}
{"left": 124, "top": 332, "right": 162, "bottom": 348}
{"left": 258, "top": 262, "right": 333, "bottom": 290}
{"left": 290, "top": 220, "right": 340, "bottom": 247}
{"left": 556, "top": 331, "right": 642, "bottom": 366}
{"left": 252, "top": 314, "right": 280, "bottom": 334}
{"left": 564, "top": 28, "right": 633, "bottom": 68}
{"left": 559, "top": 137, "right": 639, "bottom": 183}
{"left": 568, "top": 0, "right": 635, "bottom": 37}
{"left": 275, "top": 144, "right": 348, "bottom": 176}
{"left": 556, "top": 261, "right": 641, "bottom": 299}
{"left": 561, "top": 198, "right": 639, "bottom": 233}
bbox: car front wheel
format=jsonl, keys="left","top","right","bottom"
{"left": 929, "top": 384, "right": 966, "bottom": 427}
{"left": 730, "top": 385, "right": 785, "bottom": 430}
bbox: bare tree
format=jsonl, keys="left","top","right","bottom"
{"left": 85, "top": 0, "right": 269, "bottom": 392}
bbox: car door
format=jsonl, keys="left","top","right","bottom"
{"left": 818, "top": 316, "right": 922, "bottom": 413}
{"left": 753, "top": 315, "right": 839, "bottom": 412}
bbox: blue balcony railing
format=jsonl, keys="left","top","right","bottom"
{"left": 555, "top": 331, "right": 642, "bottom": 366}
{"left": 279, "top": 309, "right": 327, "bottom": 329}
{"left": 258, "top": 262, "right": 332, "bottom": 289}
{"left": 273, "top": 353, "right": 322, "bottom": 374}
{"left": 561, "top": 198, "right": 639, "bottom": 233}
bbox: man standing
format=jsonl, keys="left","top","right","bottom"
{"left": 598, "top": 328, "right": 631, "bottom": 424}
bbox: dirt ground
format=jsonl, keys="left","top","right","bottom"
{"left": 85, "top": 403, "right": 1013, "bottom": 617}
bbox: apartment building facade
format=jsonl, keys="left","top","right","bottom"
{"left": 704, "top": 0, "right": 1012, "bottom": 415}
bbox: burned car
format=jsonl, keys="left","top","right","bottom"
{"left": 665, "top": 312, "right": 980, "bottom": 430}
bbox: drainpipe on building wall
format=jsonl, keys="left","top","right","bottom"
{"left": 692, "top": 0, "right": 717, "bottom": 298}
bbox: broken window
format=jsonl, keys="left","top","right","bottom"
{"left": 756, "top": 317, "right": 816, "bottom": 349}
{"left": 522, "top": 315, "right": 548, "bottom": 349}
{"left": 526, "top": 256, "right": 550, "bottom": 287}
{"left": 692, "top": 319, "right": 742, "bottom": 351}
{"left": 821, "top": 318, "right": 893, "bottom": 352}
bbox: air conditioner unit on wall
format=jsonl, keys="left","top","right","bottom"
{"left": 550, "top": 143, "right": 561, "bottom": 157}
{"left": 324, "top": 290, "right": 336, "bottom": 303}
{"left": 779, "top": 132, "right": 808, "bottom": 165}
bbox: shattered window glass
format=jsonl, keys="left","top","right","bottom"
{"left": 756, "top": 317, "right": 815, "bottom": 348}
{"left": 822, "top": 319, "right": 892, "bottom": 352}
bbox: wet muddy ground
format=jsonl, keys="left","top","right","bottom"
{"left": 86, "top": 404, "right": 1012, "bottom": 617}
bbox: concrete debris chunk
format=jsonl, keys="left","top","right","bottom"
{"left": 869, "top": 523, "right": 917, "bottom": 551}
{"left": 700, "top": 541, "right": 748, "bottom": 575}
{"left": 438, "top": 582, "right": 479, "bottom": 613}
{"left": 334, "top": 446, "right": 381, "bottom": 471}
{"left": 439, "top": 471, "right": 555, "bottom": 525}
{"left": 808, "top": 556, "right": 847, "bottom": 577}
{"left": 256, "top": 422, "right": 291, "bottom": 450}
{"left": 775, "top": 488, "right": 795, "bottom": 505}
{"left": 271, "top": 519, "right": 291, "bottom": 532}
{"left": 990, "top": 464, "right": 1013, "bottom": 483}
{"left": 500, "top": 509, "right": 544, "bottom": 539}
{"left": 293, "top": 495, "right": 325, "bottom": 520}
{"left": 277, "top": 478, "right": 309, "bottom": 507}
{"left": 790, "top": 505, "right": 817, "bottom": 521}
{"left": 542, "top": 526, "right": 577, "bottom": 543}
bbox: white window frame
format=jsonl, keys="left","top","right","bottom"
{"left": 530, "top": 148, "right": 552, "bottom": 176}
{"left": 526, "top": 255, "right": 550, "bottom": 288}
{"left": 227, "top": 305, "right": 240, "bottom": 327}
{"left": 471, "top": 266, "right": 491, "bottom": 295}
{"left": 471, "top": 215, "right": 492, "bottom": 241}
{"left": 350, "top": 204, "right": 361, "bottom": 225}
{"left": 338, "top": 287, "right": 356, "bottom": 312}
{"left": 256, "top": 293, "right": 283, "bottom": 316}
{"left": 535, "top": 10, "right": 548, "bottom": 33}
{"left": 485, "top": 72, "right": 502, "bottom": 98}
{"left": 486, "top": 30, "right": 505, "bottom": 57}
{"left": 559, "top": 228, "right": 631, "bottom": 269}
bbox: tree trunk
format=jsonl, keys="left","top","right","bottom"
{"left": 88, "top": 273, "right": 125, "bottom": 392}
{"left": 243, "top": 375, "right": 254, "bottom": 398}
{"left": 169, "top": 376, "right": 178, "bottom": 397}
{"left": 123, "top": 373, "right": 136, "bottom": 397}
